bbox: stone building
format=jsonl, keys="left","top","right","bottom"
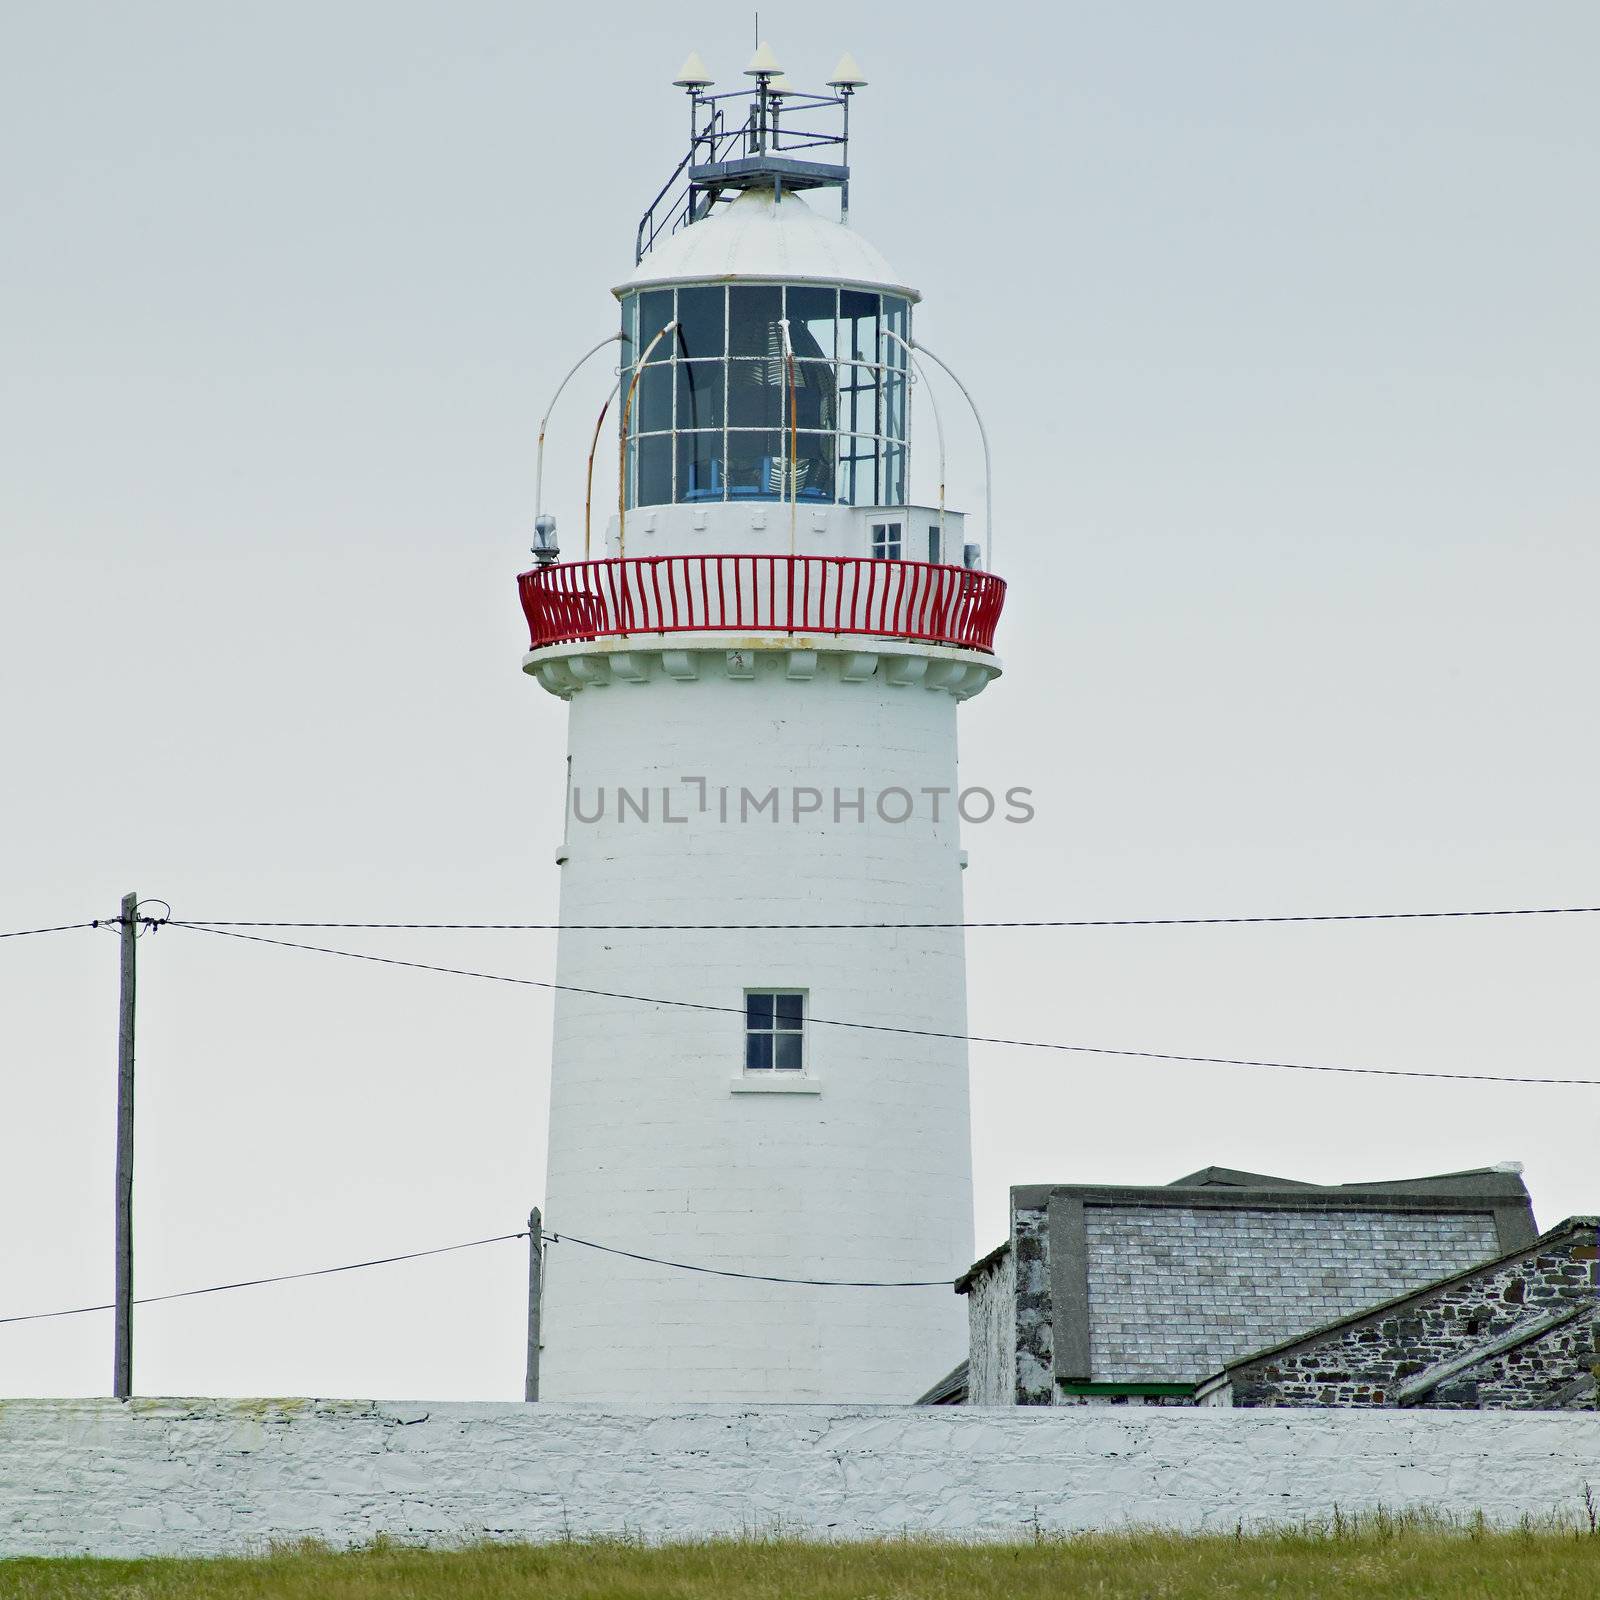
{"left": 1195, "top": 1215, "right": 1598, "bottom": 1409}
{"left": 925, "top": 1164, "right": 1537, "bottom": 1406}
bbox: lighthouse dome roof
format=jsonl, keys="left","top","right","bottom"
{"left": 615, "top": 187, "right": 918, "bottom": 302}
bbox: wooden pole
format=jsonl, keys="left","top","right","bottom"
{"left": 525, "top": 1207, "right": 542, "bottom": 1401}
{"left": 113, "top": 890, "right": 137, "bottom": 1400}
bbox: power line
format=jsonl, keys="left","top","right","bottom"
{"left": 0, "top": 920, "right": 101, "bottom": 940}
{"left": 0, "top": 1227, "right": 963, "bottom": 1328}
{"left": 168, "top": 904, "right": 1600, "bottom": 932}
{"left": 0, "top": 1232, "right": 529, "bottom": 1327}
{"left": 9, "top": 903, "right": 1600, "bottom": 942}
{"left": 166, "top": 922, "right": 1600, "bottom": 1089}
{"left": 543, "top": 1229, "right": 953, "bottom": 1287}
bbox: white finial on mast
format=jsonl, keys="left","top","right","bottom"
{"left": 827, "top": 52, "right": 868, "bottom": 91}
{"left": 672, "top": 50, "right": 713, "bottom": 90}
{"left": 744, "top": 40, "right": 782, "bottom": 77}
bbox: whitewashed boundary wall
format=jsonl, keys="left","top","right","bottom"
{"left": 3, "top": 1399, "right": 1599, "bottom": 1557}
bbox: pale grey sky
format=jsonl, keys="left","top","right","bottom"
{"left": 2, "top": 1, "right": 1596, "bottom": 1400}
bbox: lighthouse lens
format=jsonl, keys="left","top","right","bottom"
{"left": 728, "top": 363, "right": 784, "bottom": 430}
{"left": 725, "top": 431, "right": 784, "bottom": 497}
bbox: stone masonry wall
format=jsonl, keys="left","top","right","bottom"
{"left": 1222, "top": 1226, "right": 1598, "bottom": 1408}
{"left": 1013, "top": 1204, "right": 1052, "bottom": 1403}
{"left": 4, "top": 1400, "right": 1600, "bottom": 1557}
{"left": 1467, "top": 1310, "right": 1597, "bottom": 1409}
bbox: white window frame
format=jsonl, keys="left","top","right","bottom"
{"left": 732, "top": 987, "right": 820, "bottom": 1095}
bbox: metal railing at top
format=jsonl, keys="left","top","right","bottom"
{"left": 518, "top": 554, "right": 1006, "bottom": 654}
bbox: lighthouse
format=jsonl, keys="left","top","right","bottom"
{"left": 519, "top": 47, "right": 1006, "bottom": 1404}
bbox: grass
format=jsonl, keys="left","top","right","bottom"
{"left": 4, "top": 1518, "right": 1600, "bottom": 1600}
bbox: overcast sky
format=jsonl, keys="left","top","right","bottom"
{"left": 2, "top": 1, "right": 1596, "bottom": 1402}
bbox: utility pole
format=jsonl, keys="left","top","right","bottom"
{"left": 113, "top": 890, "right": 137, "bottom": 1400}
{"left": 525, "top": 1207, "right": 542, "bottom": 1401}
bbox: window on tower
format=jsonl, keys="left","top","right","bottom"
{"left": 871, "top": 521, "right": 902, "bottom": 560}
{"left": 745, "top": 991, "right": 805, "bottom": 1072}
{"left": 619, "top": 285, "right": 911, "bottom": 510}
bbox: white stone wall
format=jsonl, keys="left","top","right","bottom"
{"left": 966, "top": 1252, "right": 1017, "bottom": 1405}
{"left": 540, "top": 643, "right": 981, "bottom": 1403}
{"left": 4, "top": 1399, "right": 1600, "bottom": 1557}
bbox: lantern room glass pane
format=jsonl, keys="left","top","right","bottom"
{"left": 675, "top": 285, "right": 725, "bottom": 359}
{"left": 882, "top": 442, "right": 906, "bottom": 506}
{"left": 676, "top": 360, "right": 724, "bottom": 431}
{"left": 786, "top": 286, "right": 837, "bottom": 360}
{"left": 789, "top": 360, "right": 837, "bottom": 433}
{"left": 837, "top": 435, "right": 876, "bottom": 505}
{"left": 634, "top": 362, "right": 672, "bottom": 433}
{"left": 883, "top": 295, "right": 910, "bottom": 349}
{"left": 792, "top": 432, "right": 836, "bottom": 502}
{"left": 839, "top": 290, "right": 880, "bottom": 363}
{"left": 838, "top": 361, "right": 878, "bottom": 438}
{"left": 676, "top": 432, "right": 724, "bottom": 502}
{"left": 883, "top": 368, "right": 907, "bottom": 442}
{"left": 726, "top": 431, "right": 785, "bottom": 497}
{"left": 729, "top": 285, "right": 784, "bottom": 358}
{"left": 639, "top": 290, "right": 674, "bottom": 362}
{"left": 728, "top": 361, "right": 784, "bottom": 428}
{"left": 619, "top": 294, "right": 637, "bottom": 368}
{"left": 626, "top": 433, "right": 673, "bottom": 508}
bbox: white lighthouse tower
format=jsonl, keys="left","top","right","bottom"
{"left": 520, "top": 48, "right": 1006, "bottom": 1404}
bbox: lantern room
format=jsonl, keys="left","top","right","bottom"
{"left": 618, "top": 214, "right": 913, "bottom": 511}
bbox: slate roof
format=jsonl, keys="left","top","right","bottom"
{"left": 1193, "top": 1214, "right": 1599, "bottom": 1396}
{"left": 963, "top": 1163, "right": 1539, "bottom": 1391}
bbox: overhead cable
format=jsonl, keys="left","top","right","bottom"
{"left": 542, "top": 1228, "right": 954, "bottom": 1287}
{"left": 0, "top": 1227, "right": 961, "bottom": 1328}
{"left": 164, "top": 922, "right": 1600, "bottom": 1089}
{"left": 167, "top": 904, "right": 1600, "bottom": 931}
{"left": 0, "top": 1232, "right": 529, "bottom": 1327}
{"left": 13, "top": 903, "right": 1600, "bottom": 940}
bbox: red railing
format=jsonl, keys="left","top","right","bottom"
{"left": 519, "top": 555, "right": 1006, "bottom": 654}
